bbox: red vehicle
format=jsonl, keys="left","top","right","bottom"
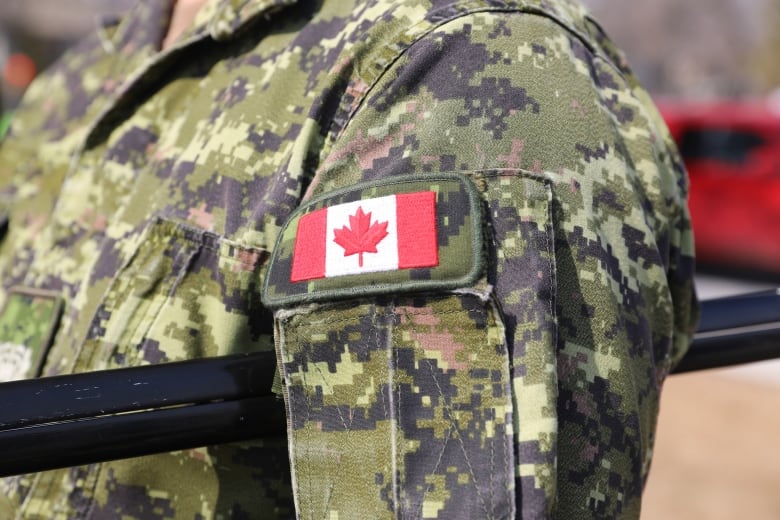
{"left": 659, "top": 100, "right": 780, "bottom": 274}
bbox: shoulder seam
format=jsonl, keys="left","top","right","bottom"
{"left": 335, "top": 2, "right": 603, "bottom": 141}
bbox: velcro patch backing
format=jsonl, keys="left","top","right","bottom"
{"left": 262, "top": 173, "right": 483, "bottom": 308}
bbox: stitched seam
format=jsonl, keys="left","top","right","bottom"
{"left": 388, "top": 301, "right": 401, "bottom": 518}
{"left": 542, "top": 176, "right": 558, "bottom": 514}
{"left": 417, "top": 426, "right": 455, "bottom": 520}
{"left": 423, "top": 355, "right": 491, "bottom": 518}
{"left": 293, "top": 307, "right": 469, "bottom": 328}
{"left": 289, "top": 307, "right": 396, "bottom": 519}
{"left": 299, "top": 321, "right": 315, "bottom": 520}
{"left": 490, "top": 394, "right": 496, "bottom": 515}
{"left": 404, "top": 304, "right": 492, "bottom": 518}
{"left": 334, "top": 4, "right": 601, "bottom": 145}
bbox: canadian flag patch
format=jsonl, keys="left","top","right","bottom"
{"left": 290, "top": 191, "right": 439, "bottom": 282}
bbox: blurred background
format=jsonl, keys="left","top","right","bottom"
{"left": 582, "top": 2, "right": 780, "bottom": 519}
{"left": 588, "top": 0, "right": 780, "bottom": 100}
{"left": 2, "top": 0, "right": 780, "bottom": 518}
{"left": 0, "top": 0, "right": 133, "bottom": 120}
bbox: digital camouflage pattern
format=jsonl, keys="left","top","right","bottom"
{"left": 0, "top": 0, "right": 697, "bottom": 518}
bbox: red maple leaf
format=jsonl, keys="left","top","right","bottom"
{"left": 332, "top": 206, "right": 389, "bottom": 267}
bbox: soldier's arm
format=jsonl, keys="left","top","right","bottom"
{"left": 262, "top": 9, "right": 696, "bottom": 519}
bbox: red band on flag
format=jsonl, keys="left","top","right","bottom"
{"left": 396, "top": 191, "right": 438, "bottom": 269}
{"left": 290, "top": 208, "right": 327, "bottom": 282}
{"left": 290, "top": 191, "right": 439, "bottom": 283}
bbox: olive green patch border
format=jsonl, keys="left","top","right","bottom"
{"left": 261, "top": 173, "right": 483, "bottom": 308}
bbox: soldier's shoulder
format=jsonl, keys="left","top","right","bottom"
{"left": 333, "top": 0, "right": 612, "bottom": 70}
{"left": 354, "top": 0, "right": 597, "bottom": 36}
{"left": 346, "top": 0, "right": 593, "bottom": 27}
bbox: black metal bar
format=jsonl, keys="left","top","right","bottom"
{"left": 673, "top": 325, "right": 780, "bottom": 373}
{"left": 1, "top": 289, "right": 780, "bottom": 476}
{"left": 671, "top": 290, "right": 780, "bottom": 373}
{"left": 0, "top": 395, "right": 286, "bottom": 477}
{"left": 695, "top": 288, "right": 780, "bottom": 333}
{"left": 0, "top": 350, "right": 277, "bottom": 429}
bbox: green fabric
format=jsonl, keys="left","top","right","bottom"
{"left": 0, "top": 0, "right": 698, "bottom": 518}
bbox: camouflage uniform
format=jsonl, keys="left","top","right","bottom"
{"left": 0, "top": 0, "right": 697, "bottom": 518}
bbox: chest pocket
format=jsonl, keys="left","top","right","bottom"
{"left": 78, "top": 217, "right": 273, "bottom": 372}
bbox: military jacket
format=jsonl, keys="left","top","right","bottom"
{"left": 0, "top": 0, "right": 697, "bottom": 518}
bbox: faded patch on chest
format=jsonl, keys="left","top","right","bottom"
{"left": 0, "top": 288, "right": 63, "bottom": 381}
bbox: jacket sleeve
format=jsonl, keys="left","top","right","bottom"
{"left": 264, "top": 10, "right": 697, "bottom": 520}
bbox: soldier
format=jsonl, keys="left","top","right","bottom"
{"left": 0, "top": 0, "right": 697, "bottom": 518}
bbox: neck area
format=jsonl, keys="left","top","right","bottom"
{"left": 161, "top": 0, "right": 210, "bottom": 50}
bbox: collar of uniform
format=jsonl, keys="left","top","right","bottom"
{"left": 98, "top": 0, "right": 175, "bottom": 55}
{"left": 206, "top": 0, "right": 299, "bottom": 41}
{"left": 96, "top": 0, "right": 299, "bottom": 54}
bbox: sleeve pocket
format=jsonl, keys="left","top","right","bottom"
{"left": 274, "top": 291, "right": 515, "bottom": 520}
